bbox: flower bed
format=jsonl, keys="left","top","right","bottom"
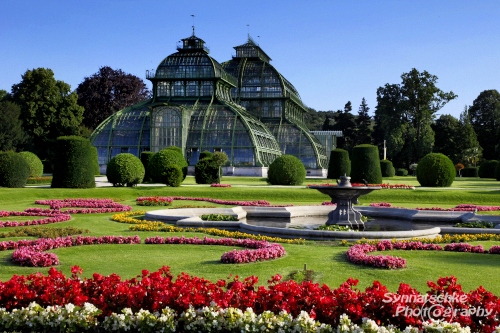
{"left": 35, "top": 198, "right": 132, "bottom": 213}
{"left": 0, "top": 208, "right": 71, "bottom": 227}
{"left": 309, "top": 183, "right": 415, "bottom": 189}
{"left": 136, "top": 196, "right": 291, "bottom": 207}
{"left": 0, "top": 267, "right": 499, "bottom": 332}
{"left": 145, "top": 236, "right": 286, "bottom": 263}
{"left": 2, "top": 236, "right": 141, "bottom": 267}
{"left": 346, "top": 240, "right": 500, "bottom": 269}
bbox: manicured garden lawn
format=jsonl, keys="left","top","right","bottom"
{"left": 2, "top": 176, "right": 500, "bottom": 295}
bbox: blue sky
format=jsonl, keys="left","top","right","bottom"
{"left": 1, "top": 0, "right": 499, "bottom": 118}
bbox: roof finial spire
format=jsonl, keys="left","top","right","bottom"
{"left": 191, "top": 14, "right": 195, "bottom": 36}
{"left": 247, "top": 24, "right": 250, "bottom": 40}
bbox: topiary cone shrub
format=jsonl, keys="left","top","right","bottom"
{"left": 0, "top": 151, "right": 30, "bottom": 188}
{"left": 350, "top": 144, "right": 382, "bottom": 184}
{"left": 140, "top": 151, "right": 155, "bottom": 183}
{"left": 149, "top": 147, "right": 188, "bottom": 183}
{"left": 267, "top": 155, "right": 306, "bottom": 185}
{"left": 380, "top": 160, "right": 395, "bottom": 177}
{"left": 18, "top": 151, "right": 43, "bottom": 177}
{"left": 479, "top": 160, "right": 498, "bottom": 179}
{"left": 416, "top": 153, "right": 455, "bottom": 187}
{"left": 51, "top": 136, "right": 96, "bottom": 188}
{"left": 106, "top": 153, "right": 145, "bottom": 187}
{"left": 90, "top": 146, "right": 100, "bottom": 175}
{"left": 327, "top": 148, "right": 350, "bottom": 179}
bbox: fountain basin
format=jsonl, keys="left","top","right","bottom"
{"left": 142, "top": 205, "right": 500, "bottom": 240}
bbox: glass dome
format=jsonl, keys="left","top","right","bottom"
{"left": 222, "top": 37, "right": 327, "bottom": 169}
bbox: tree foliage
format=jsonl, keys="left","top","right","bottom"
{"left": 76, "top": 66, "right": 150, "bottom": 131}
{"left": 354, "top": 98, "right": 372, "bottom": 145}
{"left": 374, "top": 68, "right": 457, "bottom": 167}
{"left": 11, "top": 68, "right": 84, "bottom": 160}
{"left": 0, "top": 99, "right": 26, "bottom": 151}
{"left": 330, "top": 102, "right": 357, "bottom": 151}
{"left": 468, "top": 89, "right": 500, "bottom": 160}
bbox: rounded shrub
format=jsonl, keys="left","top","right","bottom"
{"left": 380, "top": 160, "right": 395, "bottom": 177}
{"left": 0, "top": 151, "right": 30, "bottom": 188}
{"left": 350, "top": 144, "right": 382, "bottom": 184}
{"left": 267, "top": 155, "right": 306, "bottom": 185}
{"left": 149, "top": 148, "right": 188, "bottom": 183}
{"left": 395, "top": 168, "right": 408, "bottom": 176}
{"left": 416, "top": 153, "right": 455, "bottom": 187}
{"left": 199, "top": 150, "right": 213, "bottom": 160}
{"left": 479, "top": 160, "right": 498, "bottom": 179}
{"left": 195, "top": 157, "right": 220, "bottom": 184}
{"left": 165, "top": 146, "right": 183, "bottom": 154}
{"left": 106, "top": 153, "right": 145, "bottom": 187}
{"left": 140, "top": 151, "right": 155, "bottom": 183}
{"left": 327, "top": 148, "right": 350, "bottom": 179}
{"left": 18, "top": 151, "right": 43, "bottom": 177}
{"left": 163, "top": 164, "right": 183, "bottom": 187}
{"left": 51, "top": 136, "right": 96, "bottom": 188}
{"left": 461, "top": 167, "right": 479, "bottom": 178}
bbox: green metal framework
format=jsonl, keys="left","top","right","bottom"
{"left": 222, "top": 37, "right": 327, "bottom": 169}
{"left": 90, "top": 34, "right": 282, "bottom": 170}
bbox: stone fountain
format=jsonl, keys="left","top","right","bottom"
{"left": 308, "top": 175, "right": 381, "bottom": 229}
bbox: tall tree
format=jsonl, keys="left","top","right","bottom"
{"left": 332, "top": 102, "right": 357, "bottom": 151}
{"left": 374, "top": 68, "right": 457, "bottom": 166}
{"left": 432, "top": 114, "right": 461, "bottom": 163}
{"left": 0, "top": 99, "right": 26, "bottom": 151}
{"left": 76, "top": 66, "right": 150, "bottom": 131}
{"left": 458, "top": 106, "right": 481, "bottom": 165}
{"left": 11, "top": 68, "right": 84, "bottom": 159}
{"left": 468, "top": 89, "right": 500, "bottom": 160}
{"left": 354, "top": 97, "right": 372, "bottom": 145}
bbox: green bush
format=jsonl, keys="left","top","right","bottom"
{"left": 395, "top": 168, "right": 408, "bottom": 176}
{"left": 199, "top": 150, "right": 213, "bottom": 160}
{"left": 0, "top": 151, "right": 30, "bottom": 188}
{"left": 350, "top": 144, "right": 382, "bottom": 184}
{"left": 461, "top": 167, "right": 479, "bottom": 178}
{"left": 267, "top": 155, "right": 306, "bottom": 185}
{"left": 494, "top": 163, "right": 500, "bottom": 181}
{"left": 106, "top": 153, "right": 145, "bottom": 187}
{"left": 478, "top": 160, "right": 498, "bottom": 178}
{"left": 51, "top": 136, "right": 95, "bottom": 188}
{"left": 90, "top": 146, "right": 100, "bottom": 175}
{"left": 162, "top": 164, "right": 183, "bottom": 187}
{"left": 327, "top": 149, "right": 350, "bottom": 179}
{"left": 165, "top": 146, "right": 183, "bottom": 154}
{"left": 18, "top": 151, "right": 43, "bottom": 177}
{"left": 195, "top": 157, "right": 220, "bottom": 184}
{"left": 416, "top": 153, "right": 455, "bottom": 187}
{"left": 380, "top": 160, "right": 395, "bottom": 177}
{"left": 140, "top": 151, "right": 155, "bottom": 183}
{"left": 149, "top": 148, "right": 188, "bottom": 182}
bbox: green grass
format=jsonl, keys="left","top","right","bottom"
{"left": 2, "top": 176, "right": 500, "bottom": 294}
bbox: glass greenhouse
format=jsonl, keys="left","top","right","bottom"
{"left": 90, "top": 34, "right": 336, "bottom": 174}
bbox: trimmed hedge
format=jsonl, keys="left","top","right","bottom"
{"left": 350, "top": 144, "right": 382, "bottom": 184}
{"left": 90, "top": 146, "right": 100, "bottom": 175}
{"left": 163, "top": 164, "right": 183, "bottom": 187}
{"left": 18, "top": 151, "right": 43, "bottom": 177}
{"left": 195, "top": 157, "right": 219, "bottom": 184}
{"left": 478, "top": 160, "right": 498, "bottom": 179}
{"left": 199, "top": 150, "right": 213, "bottom": 160}
{"left": 416, "top": 153, "right": 455, "bottom": 187}
{"left": 380, "top": 160, "right": 395, "bottom": 177}
{"left": 327, "top": 149, "right": 350, "bottom": 179}
{"left": 461, "top": 167, "right": 479, "bottom": 178}
{"left": 0, "top": 151, "right": 30, "bottom": 188}
{"left": 140, "top": 152, "right": 155, "bottom": 183}
{"left": 106, "top": 153, "right": 145, "bottom": 187}
{"left": 51, "top": 136, "right": 96, "bottom": 188}
{"left": 267, "top": 155, "right": 306, "bottom": 185}
{"left": 395, "top": 168, "right": 408, "bottom": 176}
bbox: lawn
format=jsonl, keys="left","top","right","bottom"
{"left": 2, "top": 176, "right": 500, "bottom": 295}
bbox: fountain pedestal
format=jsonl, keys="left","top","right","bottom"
{"left": 309, "top": 176, "right": 381, "bottom": 228}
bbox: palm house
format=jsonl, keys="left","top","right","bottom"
{"left": 90, "top": 33, "right": 334, "bottom": 176}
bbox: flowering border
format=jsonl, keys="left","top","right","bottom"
{"left": 136, "top": 196, "right": 291, "bottom": 207}
{"left": 0, "top": 208, "right": 71, "bottom": 227}
{"left": 35, "top": 198, "right": 132, "bottom": 213}
{"left": 0, "top": 267, "right": 499, "bottom": 332}
{"left": 370, "top": 202, "right": 500, "bottom": 212}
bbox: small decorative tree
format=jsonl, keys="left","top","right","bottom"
{"left": 327, "top": 149, "right": 350, "bottom": 179}
{"left": 212, "top": 152, "right": 229, "bottom": 184}
{"left": 350, "top": 144, "right": 382, "bottom": 184}
{"left": 416, "top": 153, "right": 455, "bottom": 187}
